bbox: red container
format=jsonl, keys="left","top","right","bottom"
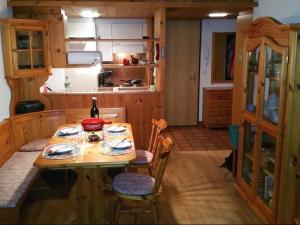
{"left": 81, "top": 118, "right": 112, "bottom": 131}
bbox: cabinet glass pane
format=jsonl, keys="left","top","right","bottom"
{"left": 263, "top": 47, "right": 282, "bottom": 125}
{"left": 245, "top": 48, "right": 259, "bottom": 113}
{"left": 257, "top": 131, "right": 277, "bottom": 209}
{"left": 16, "top": 30, "right": 30, "bottom": 50}
{"left": 32, "top": 51, "right": 45, "bottom": 68}
{"left": 31, "top": 31, "right": 44, "bottom": 49}
{"left": 17, "top": 51, "right": 31, "bottom": 70}
{"left": 241, "top": 121, "right": 256, "bottom": 185}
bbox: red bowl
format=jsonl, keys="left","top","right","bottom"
{"left": 81, "top": 118, "right": 112, "bottom": 131}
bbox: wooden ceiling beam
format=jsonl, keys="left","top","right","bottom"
{"left": 8, "top": 0, "right": 254, "bottom": 9}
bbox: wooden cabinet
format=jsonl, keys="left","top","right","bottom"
{"left": 1, "top": 19, "right": 51, "bottom": 114}
{"left": 1, "top": 19, "right": 51, "bottom": 78}
{"left": 236, "top": 17, "right": 300, "bottom": 224}
{"left": 202, "top": 87, "right": 232, "bottom": 129}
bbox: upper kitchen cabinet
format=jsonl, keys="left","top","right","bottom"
{"left": 1, "top": 19, "right": 51, "bottom": 78}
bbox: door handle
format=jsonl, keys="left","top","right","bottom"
{"left": 189, "top": 73, "right": 197, "bottom": 83}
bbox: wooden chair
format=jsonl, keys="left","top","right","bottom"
{"left": 112, "top": 135, "right": 174, "bottom": 224}
{"left": 128, "top": 119, "right": 167, "bottom": 173}
{"left": 64, "top": 107, "right": 126, "bottom": 123}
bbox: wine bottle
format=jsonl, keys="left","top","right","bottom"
{"left": 90, "top": 97, "right": 99, "bottom": 118}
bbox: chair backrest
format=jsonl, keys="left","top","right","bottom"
{"left": 65, "top": 107, "right": 126, "bottom": 123}
{"left": 148, "top": 119, "right": 168, "bottom": 155}
{"left": 152, "top": 135, "right": 174, "bottom": 193}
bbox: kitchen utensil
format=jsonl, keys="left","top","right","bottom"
{"left": 120, "top": 79, "right": 142, "bottom": 85}
{"left": 131, "top": 55, "right": 138, "bottom": 65}
{"left": 81, "top": 118, "right": 112, "bottom": 131}
{"left": 123, "top": 58, "right": 130, "bottom": 66}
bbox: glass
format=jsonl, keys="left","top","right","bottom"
{"left": 241, "top": 121, "right": 256, "bottom": 186}
{"left": 31, "top": 31, "right": 44, "bottom": 49}
{"left": 245, "top": 48, "right": 260, "bottom": 113}
{"left": 32, "top": 51, "right": 45, "bottom": 68}
{"left": 263, "top": 47, "right": 282, "bottom": 125}
{"left": 257, "top": 131, "right": 277, "bottom": 209}
{"left": 17, "top": 51, "right": 31, "bottom": 70}
{"left": 16, "top": 30, "right": 29, "bottom": 49}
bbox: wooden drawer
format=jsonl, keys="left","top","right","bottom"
{"left": 207, "top": 108, "right": 232, "bottom": 117}
{"left": 203, "top": 88, "right": 233, "bottom": 129}
{"left": 206, "top": 91, "right": 233, "bottom": 100}
{"left": 208, "top": 100, "right": 232, "bottom": 108}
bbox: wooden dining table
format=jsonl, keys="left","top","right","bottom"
{"left": 34, "top": 123, "right": 136, "bottom": 224}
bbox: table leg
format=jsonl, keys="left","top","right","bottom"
{"left": 69, "top": 168, "right": 108, "bottom": 224}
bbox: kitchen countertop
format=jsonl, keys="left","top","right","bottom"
{"left": 43, "top": 89, "right": 160, "bottom": 95}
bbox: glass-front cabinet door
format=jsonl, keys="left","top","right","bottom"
{"left": 260, "top": 39, "right": 287, "bottom": 128}
{"left": 239, "top": 37, "right": 287, "bottom": 220}
{"left": 240, "top": 120, "right": 256, "bottom": 187}
{"left": 245, "top": 46, "right": 260, "bottom": 115}
{"left": 11, "top": 26, "right": 49, "bottom": 76}
{"left": 257, "top": 130, "right": 277, "bottom": 210}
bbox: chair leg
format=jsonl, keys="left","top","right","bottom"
{"left": 113, "top": 197, "right": 122, "bottom": 224}
{"left": 151, "top": 200, "right": 158, "bottom": 224}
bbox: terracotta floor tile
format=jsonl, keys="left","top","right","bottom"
{"left": 165, "top": 125, "right": 231, "bottom": 151}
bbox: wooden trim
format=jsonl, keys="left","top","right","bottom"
{"left": 8, "top": 1, "right": 254, "bottom": 9}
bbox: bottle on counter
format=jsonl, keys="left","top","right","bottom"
{"left": 90, "top": 97, "right": 99, "bottom": 118}
{"left": 64, "top": 76, "right": 71, "bottom": 91}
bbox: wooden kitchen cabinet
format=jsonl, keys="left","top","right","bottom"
{"left": 1, "top": 19, "right": 51, "bottom": 78}
{"left": 236, "top": 17, "right": 300, "bottom": 224}
{"left": 1, "top": 19, "right": 51, "bottom": 115}
{"left": 202, "top": 87, "right": 233, "bottom": 129}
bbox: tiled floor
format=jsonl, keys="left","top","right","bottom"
{"left": 165, "top": 126, "right": 232, "bottom": 151}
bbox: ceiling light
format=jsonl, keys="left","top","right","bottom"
{"left": 208, "top": 12, "right": 229, "bottom": 18}
{"left": 80, "top": 9, "right": 100, "bottom": 18}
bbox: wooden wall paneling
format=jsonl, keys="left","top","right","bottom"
{"left": 19, "top": 76, "right": 51, "bottom": 110}
{"left": 154, "top": 7, "right": 166, "bottom": 93}
{"left": 39, "top": 110, "right": 66, "bottom": 138}
{"left": 231, "top": 12, "right": 253, "bottom": 125}
{"left": 44, "top": 93, "right": 162, "bottom": 149}
{"left": 0, "top": 120, "right": 15, "bottom": 167}
{"left": 46, "top": 12, "right": 67, "bottom": 68}
{"left": 146, "top": 18, "right": 154, "bottom": 86}
{"left": 10, "top": 110, "right": 66, "bottom": 150}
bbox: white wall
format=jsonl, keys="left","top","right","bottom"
{"left": 0, "top": 0, "right": 12, "bottom": 121}
{"left": 198, "top": 19, "right": 236, "bottom": 121}
{"left": 46, "top": 66, "right": 101, "bottom": 92}
{"left": 254, "top": 0, "right": 300, "bottom": 24}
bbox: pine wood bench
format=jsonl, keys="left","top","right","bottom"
{"left": 0, "top": 108, "right": 126, "bottom": 224}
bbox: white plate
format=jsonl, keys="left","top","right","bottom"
{"left": 107, "top": 139, "right": 132, "bottom": 149}
{"left": 43, "top": 143, "right": 81, "bottom": 160}
{"left": 58, "top": 127, "right": 82, "bottom": 135}
{"left": 106, "top": 125, "right": 126, "bottom": 133}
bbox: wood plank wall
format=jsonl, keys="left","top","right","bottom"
{"left": 44, "top": 92, "right": 162, "bottom": 149}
